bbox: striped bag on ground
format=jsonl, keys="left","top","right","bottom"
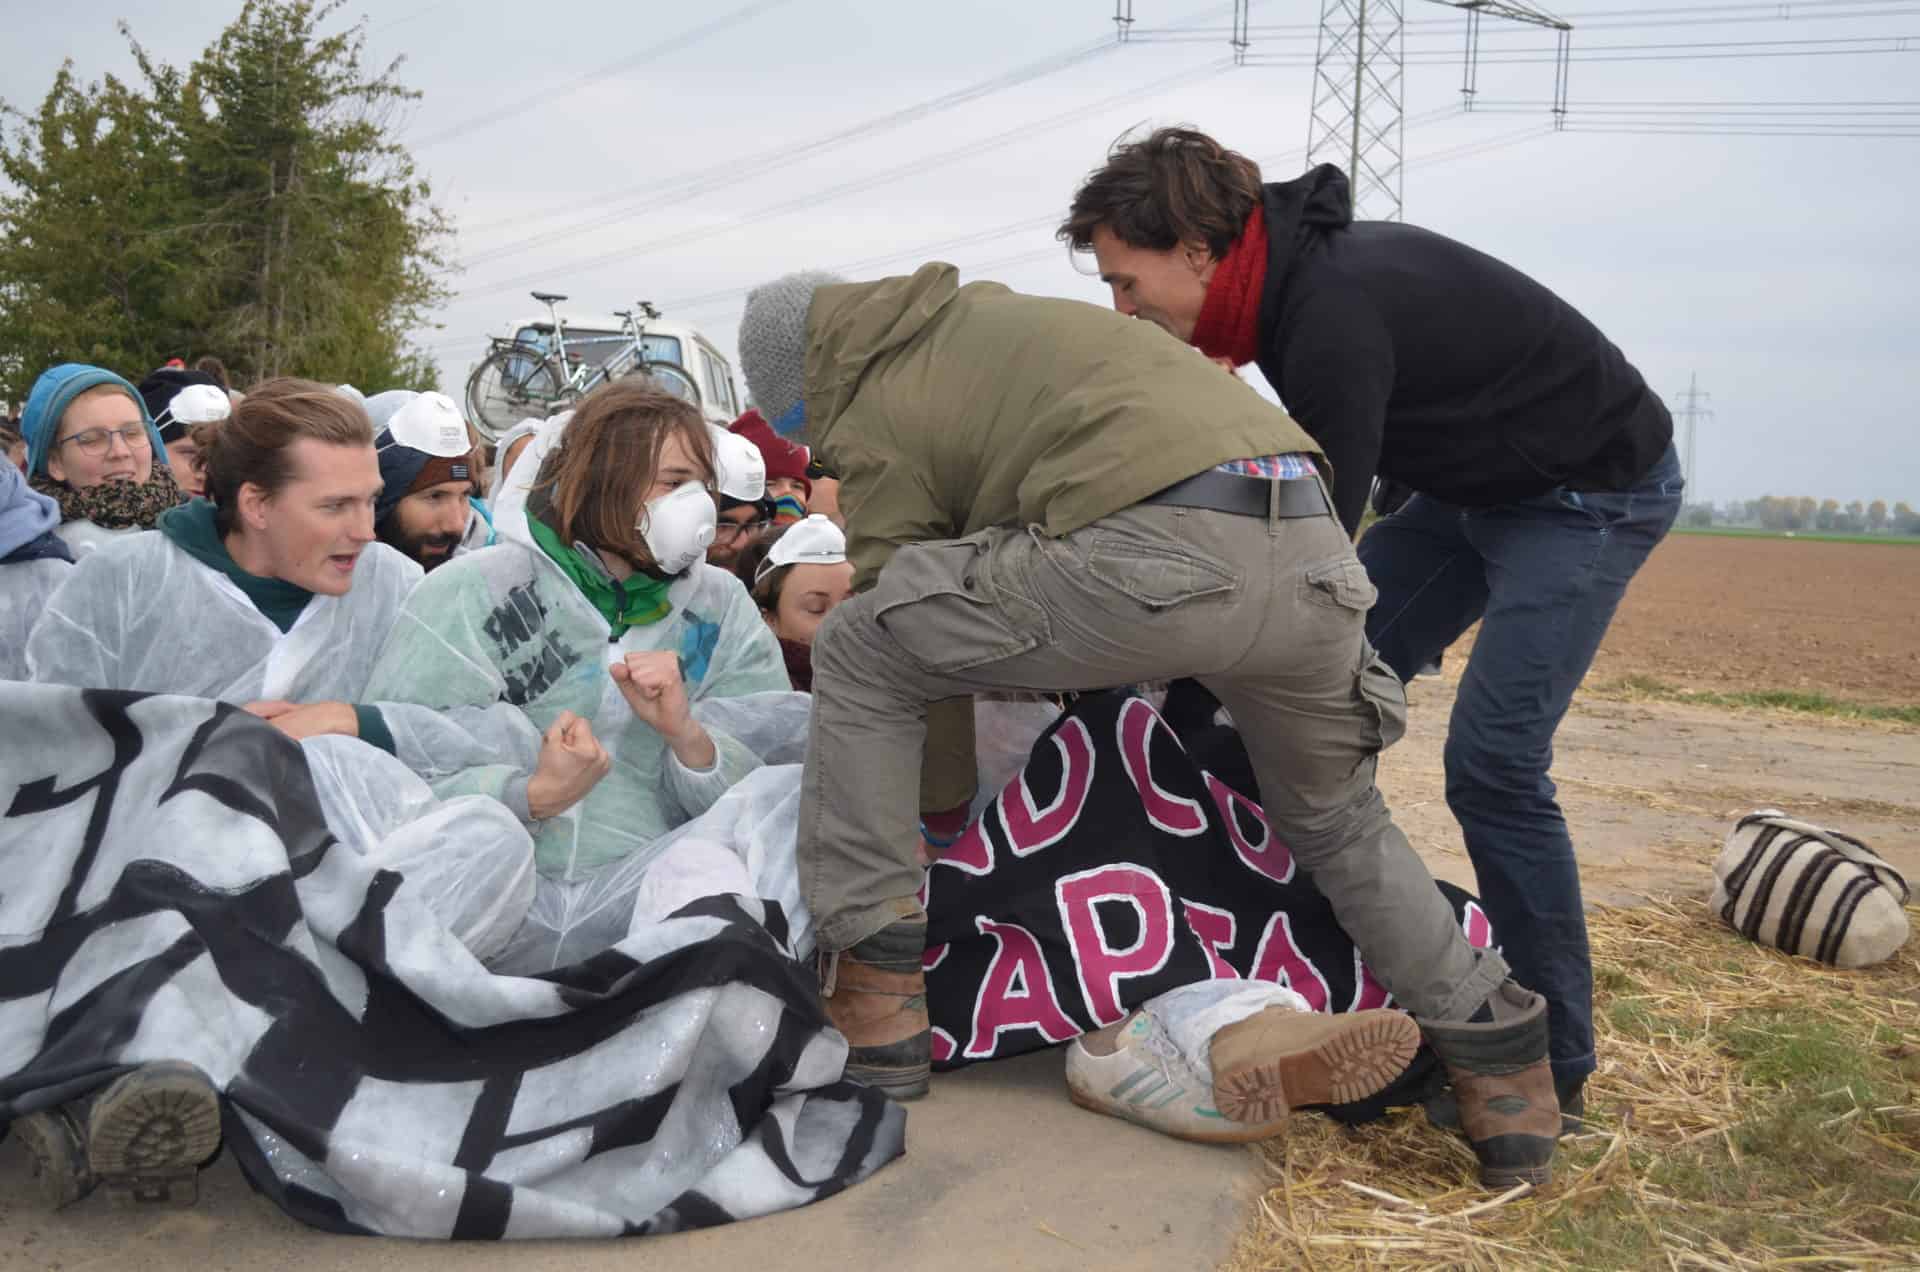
{"left": 1711, "top": 810, "right": 1911, "bottom": 968}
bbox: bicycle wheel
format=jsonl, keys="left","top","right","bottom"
{"left": 466, "top": 346, "right": 568, "bottom": 440}
{"left": 621, "top": 360, "right": 701, "bottom": 409}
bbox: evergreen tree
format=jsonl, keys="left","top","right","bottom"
{"left": 0, "top": 0, "right": 449, "bottom": 398}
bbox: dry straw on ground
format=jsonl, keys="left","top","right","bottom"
{"left": 1224, "top": 896, "right": 1920, "bottom": 1271}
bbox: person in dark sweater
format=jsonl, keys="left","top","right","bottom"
{"left": 1063, "top": 127, "right": 1685, "bottom": 1121}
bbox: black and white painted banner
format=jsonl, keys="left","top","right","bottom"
{"left": 0, "top": 685, "right": 903, "bottom": 1238}
{"left": 922, "top": 692, "right": 1489, "bottom": 1114}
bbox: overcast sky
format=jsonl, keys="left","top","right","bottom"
{"left": 8, "top": 0, "right": 1919, "bottom": 506}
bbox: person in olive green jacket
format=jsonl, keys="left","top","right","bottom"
{"left": 735, "top": 262, "right": 1561, "bottom": 1190}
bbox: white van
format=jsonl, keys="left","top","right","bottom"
{"left": 467, "top": 302, "right": 742, "bottom": 437}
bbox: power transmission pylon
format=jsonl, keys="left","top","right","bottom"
{"left": 1104, "top": 3, "right": 1572, "bottom": 224}
{"left": 1676, "top": 372, "right": 1711, "bottom": 499}
{"left": 1307, "top": 0, "right": 1572, "bottom": 219}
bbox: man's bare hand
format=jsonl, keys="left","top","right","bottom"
{"left": 242, "top": 700, "right": 358, "bottom": 741}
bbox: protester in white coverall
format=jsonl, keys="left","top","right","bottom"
{"left": 361, "top": 380, "right": 798, "bottom": 972}
{"left": 0, "top": 462, "right": 73, "bottom": 681}
{"left": 26, "top": 378, "right": 553, "bottom": 961}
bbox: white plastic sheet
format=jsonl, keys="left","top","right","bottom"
{"left": 301, "top": 735, "right": 537, "bottom": 962}
{"left": 1, "top": 558, "right": 70, "bottom": 681}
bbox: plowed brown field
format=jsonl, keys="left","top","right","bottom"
{"left": 1585, "top": 533, "right": 1920, "bottom": 707}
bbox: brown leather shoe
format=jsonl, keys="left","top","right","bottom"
{"left": 1420, "top": 982, "right": 1560, "bottom": 1189}
{"left": 820, "top": 911, "right": 931, "bottom": 1101}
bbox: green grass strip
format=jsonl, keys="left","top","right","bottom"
{"left": 1596, "top": 675, "right": 1920, "bottom": 726}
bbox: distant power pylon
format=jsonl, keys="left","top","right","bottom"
{"left": 1676, "top": 372, "right": 1712, "bottom": 499}
{"left": 1306, "top": 0, "right": 1572, "bottom": 220}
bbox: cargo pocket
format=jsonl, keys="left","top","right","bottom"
{"left": 1356, "top": 654, "right": 1409, "bottom": 752}
{"left": 1300, "top": 555, "right": 1379, "bottom": 613}
{"left": 1083, "top": 534, "right": 1238, "bottom": 612}
{"left": 873, "top": 532, "right": 1050, "bottom": 675}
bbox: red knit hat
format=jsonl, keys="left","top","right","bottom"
{"left": 730, "top": 410, "right": 811, "bottom": 498}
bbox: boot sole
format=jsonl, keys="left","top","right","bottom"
{"left": 86, "top": 1063, "right": 222, "bottom": 1207}
{"left": 1064, "top": 1085, "right": 1291, "bottom": 1145}
{"left": 12, "top": 1109, "right": 96, "bottom": 1210}
{"left": 1212, "top": 1009, "right": 1421, "bottom": 1124}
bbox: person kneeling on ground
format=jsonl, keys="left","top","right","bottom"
{"left": 19, "top": 380, "right": 561, "bottom": 1209}
{"left": 0, "top": 462, "right": 73, "bottom": 681}
{"left": 21, "top": 364, "right": 184, "bottom": 558}
{"left": 707, "top": 425, "right": 775, "bottom": 570}
{"left": 138, "top": 368, "right": 231, "bottom": 502}
{"left": 366, "top": 390, "right": 496, "bottom": 570}
{"left": 360, "top": 380, "right": 793, "bottom": 973}
{"left": 735, "top": 263, "right": 1560, "bottom": 1188}
{"left": 739, "top": 514, "right": 856, "bottom": 691}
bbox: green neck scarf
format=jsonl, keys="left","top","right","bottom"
{"left": 157, "top": 499, "right": 314, "bottom": 634}
{"left": 526, "top": 511, "right": 671, "bottom": 638}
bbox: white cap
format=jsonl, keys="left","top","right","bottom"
{"left": 160, "top": 383, "right": 232, "bottom": 428}
{"left": 335, "top": 384, "right": 367, "bottom": 405}
{"left": 755, "top": 513, "right": 846, "bottom": 583}
{"left": 710, "top": 425, "right": 767, "bottom": 503}
{"left": 381, "top": 391, "right": 472, "bottom": 458}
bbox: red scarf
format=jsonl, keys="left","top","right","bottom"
{"left": 1188, "top": 208, "right": 1269, "bottom": 368}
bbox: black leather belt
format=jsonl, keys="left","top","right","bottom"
{"left": 1142, "top": 468, "right": 1333, "bottom": 520}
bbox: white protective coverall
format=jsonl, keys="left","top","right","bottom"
{"left": 26, "top": 532, "right": 538, "bottom": 959}
{"left": 361, "top": 535, "right": 796, "bottom": 972}
{"left": 1, "top": 558, "right": 71, "bottom": 681}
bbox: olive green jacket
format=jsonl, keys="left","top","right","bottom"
{"left": 804, "top": 262, "right": 1324, "bottom": 591}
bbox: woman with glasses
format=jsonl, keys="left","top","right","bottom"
{"left": 20, "top": 364, "right": 183, "bottom": 558}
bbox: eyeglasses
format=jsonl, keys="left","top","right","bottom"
{"left": 59, "top": 424, "right": 151, "bottom": 457}
{"left": 713, "top": 519, "right": 771, "bottom": 543}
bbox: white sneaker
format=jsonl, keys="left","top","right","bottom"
{"left": 1066, "top": 1005, "right": 1423, "bottom": 1144}
{"left": 1065, "top": 1012, "right": 1289, "bottom": 1144}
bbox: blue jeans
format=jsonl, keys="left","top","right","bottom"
{"left": 1357, "top": 445, "right": 1684, "bottom": 1084}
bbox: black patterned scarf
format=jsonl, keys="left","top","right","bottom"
{"left": 29, "top": 463, "right": 184, "bottom": 531}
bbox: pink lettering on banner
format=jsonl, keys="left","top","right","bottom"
{"left": 1461, "top": 901, "right": 1495, "bottom": 949}
{"left": 1249, "top": 911, "right": 1332, "bottom": 1011}
{"left": 1056, "top": 865, "right": 1177, "bottom": 1024}
{"left": 1202, "top": 772, "right": 1296, "bottom": 884}
{"left": 1181, "top": 900, "right": 1242, "bottom": 980}
{"left": 999, "top": 718, "right": 1096, "bottom": 857}
{"left": 1348, "top": 947, "right": 1394, "bottom": 1011}
{"left": 1117, "top": 698, "right": 1207, "bottom": 837}
{"left": 923, "top": 942, "right": 949, "bottom": 972}
{"left": 932, "top": 817, "right": 994, "bottom": 877}
{"left": 964, "top": 917, "right": 1080, "bottom": 1058}
{"left": 931, "top": 1027, "right": 958, "bottom": 1064}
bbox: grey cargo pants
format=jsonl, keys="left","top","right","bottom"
{"left": 800, "top": 495, "right": 1509, "bottom": 1023}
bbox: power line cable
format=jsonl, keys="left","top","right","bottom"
{"left": 451, "top": 56, "right": 1236, "bottom": 299}
{"left": 411, "top": 0, "right": 795, "bottom": 149}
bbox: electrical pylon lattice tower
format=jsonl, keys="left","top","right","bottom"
{"left": 1308, "top": 0, "right": 1572, "bottom": 220}
{"left": 1109, "top": 1, "right": 1572, "bottom": 224}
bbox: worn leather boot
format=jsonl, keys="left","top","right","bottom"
{"left": 1419, "top": 982, "right": 1560, "bottom": 1189}
{"left": 819, "top": 910, "right": 931, "bottom": 1101}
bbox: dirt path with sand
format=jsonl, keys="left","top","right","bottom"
{"left": 1386, "top": 673, "right": 1920, "bottom": 905}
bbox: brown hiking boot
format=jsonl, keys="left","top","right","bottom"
{"left": 820, "top": 911, "right": 931, "bottom": 1102}
{"left": 1209, "top": 1007, "right": 1422, "bottom": 1124}
{"left": 1420, "top": 982, "right": 1560, "bottom": 1189}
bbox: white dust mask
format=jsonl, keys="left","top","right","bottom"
{"left": 639, "top": 481, "right": 717, "bottom": 575}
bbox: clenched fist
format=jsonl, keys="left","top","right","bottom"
{"left": 609, "top": 652, "right": 715, "bottom": 770}
{"left": 526, "top": 710, "right": 612, "bottom": 820}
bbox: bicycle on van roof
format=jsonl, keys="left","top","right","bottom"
{"left": 464, "top": 292, "right": 706, "bottom": 441}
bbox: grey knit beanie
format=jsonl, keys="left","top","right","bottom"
{"left": 738, "top": 270, "right": 844, "bottom": 428}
